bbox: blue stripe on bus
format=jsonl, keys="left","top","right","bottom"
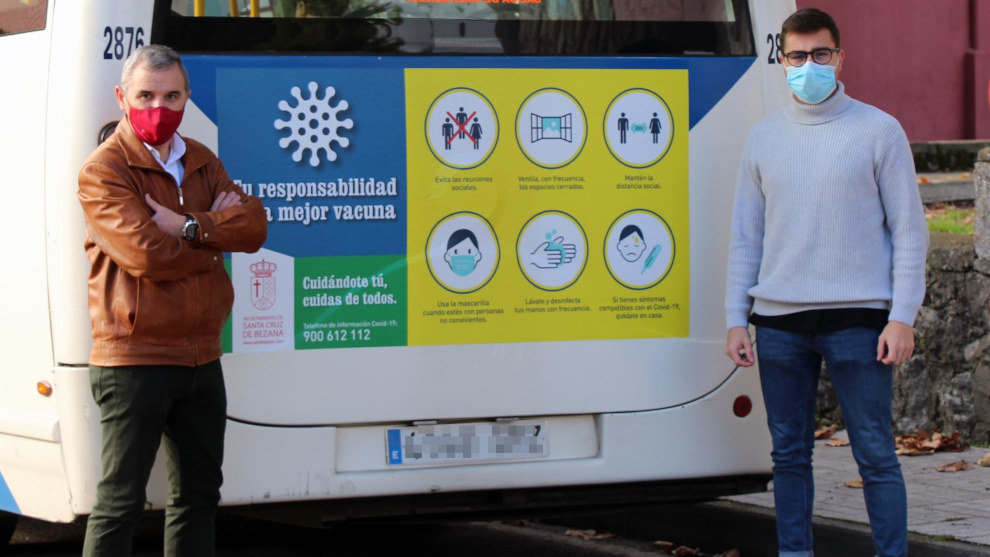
{"left": 0, "top": 469, "right": 19, "bottom": 514}
{"left": 184, "top": 55, "right": 754, "bottom": 131}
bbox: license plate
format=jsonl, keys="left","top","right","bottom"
{"left": 386, "top": 422, "right": 549, "bottom": 467}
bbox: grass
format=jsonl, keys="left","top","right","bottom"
{"left": 925, "top": 203, "right": 975, "bottom": 235}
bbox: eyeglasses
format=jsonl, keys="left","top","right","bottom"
{"left": 781, "top": 47, "right": 840, "bottom": 66}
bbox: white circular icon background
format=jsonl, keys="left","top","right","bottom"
{"left": 426, "top": 88, "right": 499, "bottom": 170}
{"left": 603, "top": 89, "right": 673, "bottom": 168}
{"left": 604, "top": 209, "right": 675, "bottom": 289}
{"left": 516, "top": 211, "right": 587, "bottom": 291}
{"left": 426, "top": 213, "right": 500, "bottom": 293}
{"left": 515, "top": 88, "right": 587, "bottom": 169}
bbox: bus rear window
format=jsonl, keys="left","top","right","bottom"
{"left": 158, "top": 0, "right": 753, "bottom": 55}
{"left": 171, "top": 0, "right": 739, "bottom": 22}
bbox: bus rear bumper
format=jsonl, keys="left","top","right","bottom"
{"left": 226, "top": 472, "right": 774, "bottom": 526}
{"left": 202, "top": 365, "right": 773, "bottom": 523}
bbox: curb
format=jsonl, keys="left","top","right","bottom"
{"left": 547, "top": 500, "right": 990, "bottom": 556}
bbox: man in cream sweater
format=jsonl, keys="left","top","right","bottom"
{"left": 724, "top": 8, "right": 928, "bottom": 557}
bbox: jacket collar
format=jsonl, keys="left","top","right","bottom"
{"left": 115, "top": 115, "right": 212, "bottom": 178}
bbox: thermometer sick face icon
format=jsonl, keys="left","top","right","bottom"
{"left": 604, "top": 210, "right": 674, "bottom": 289}
{"left": 616, "top": 225, "right": 647, "bottom": 263}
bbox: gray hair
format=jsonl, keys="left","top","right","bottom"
{"left": 121, "top": 44, "right": 190, "bottom": 94}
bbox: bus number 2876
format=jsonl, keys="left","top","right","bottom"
{"left": 103, "top": 26, "right": 145, "bottom": 60}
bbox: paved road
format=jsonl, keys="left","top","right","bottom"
{"left": 8, "top": 502, "right": 986, "bottom": 556}
{"left": 2, "top": 511, "right": 710, "bottom": 557}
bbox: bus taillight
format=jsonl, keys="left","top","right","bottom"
{"left": 733, "top": 396, "right": 752, "bottom": 418}
{"left": 37, "top": 381, "right": 52, "bottom": 397}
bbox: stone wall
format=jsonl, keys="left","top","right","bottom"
{"left": 817, "top": 148, "right": 990, "bottom": 444}
{"left": 896, "top": 234, "right": 990, "bottom": 443}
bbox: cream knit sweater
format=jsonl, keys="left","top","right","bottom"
{"left": 725, "top": 83, "right": 929, "bottom": 330}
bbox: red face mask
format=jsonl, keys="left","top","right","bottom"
{"left": 128, "top": 106, "right": 184, "bottom": 146}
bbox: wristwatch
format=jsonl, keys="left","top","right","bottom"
{"left": 181, "top": 215, "right": 199, "bottom": 242}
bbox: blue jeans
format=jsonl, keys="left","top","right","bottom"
{"left": 755, "top": 327, "right": 907, "bottom": 557}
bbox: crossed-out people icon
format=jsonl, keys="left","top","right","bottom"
{"left": 443, "top": 108, "right": 483, "bottom": 150}
{"left": 426, "top": 88, "right": 499, "bottom": 170}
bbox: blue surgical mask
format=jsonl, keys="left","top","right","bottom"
{"left": 449, "top": 254, "right": 478, "bottom": 276}
{"left": 786, "top": 62, "right": 837, "bottom": 104}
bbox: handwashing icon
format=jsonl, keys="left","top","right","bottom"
{"left": 530, "top": 230, "right": 577, "bottom": 269}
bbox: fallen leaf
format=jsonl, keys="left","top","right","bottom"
{"left": 845, "top": 478, "right": 863, "bottom": 488}
{"left": 897, "top": 447, "right": 935, "bottom": 456}
{"left": 565, "top": 529, "right": 615, "bottom": 541}
{"left": 895, "top": 429, "right": 968, "bottom": 456}
{"left": 672, "top": 547, "right": 701, "bottom": 557}
{"left": 815, "top": 424, "right": 840, "bottom": 439}
{"left": 936, "top": 460, "right": 974, "bottom": 473}
{"left": 653, "top": 541, "right": 676, "bottom": 551}
{"left": 979, "top": 452, "right": 990, "bottom": 467}
{"left": 504, "top": 519, "right": 533, "bottom": 527}
{"left": 919, "top": 175, "right": 930, "bottom": 184}
{"left": 826, "top": 439, "right": 850, "bottom": 447}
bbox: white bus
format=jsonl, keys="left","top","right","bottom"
{"left": 0, "top": 0, "right": 794, "bottom": 540}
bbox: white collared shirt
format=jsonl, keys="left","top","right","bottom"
{"left": 144, "top": 134, "right": 186, "bottom": 187}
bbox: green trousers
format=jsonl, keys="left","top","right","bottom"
{"left": 82, "top": 361, "right": 226, "bottom": 557}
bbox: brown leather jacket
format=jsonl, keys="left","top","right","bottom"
{"left": 78, "top": 117, "right": 267, "bottom": 367}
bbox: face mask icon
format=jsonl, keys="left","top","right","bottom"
{"left": 444, "top": 229, "right": 483, "bottom": 277}
{"left": 448, "top": 254, "right": 478, "bottom": 276}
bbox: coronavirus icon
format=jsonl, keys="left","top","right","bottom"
{"left": 274, "top": 81, "right": 353, "bottom": 167}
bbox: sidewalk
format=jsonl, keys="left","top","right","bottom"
{"left": 917, "top": 171, "right": 974, "bottom": 203}
{"left": 727, "top": 430, "right": 990, "bottom": 548}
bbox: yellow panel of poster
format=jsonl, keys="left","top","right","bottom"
{"left": 406, "top": 69, "right": 689, "bottom": 345}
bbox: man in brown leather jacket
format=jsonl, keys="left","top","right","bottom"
{"left": 77, "top": 45, "right": 267, "bottom": 557}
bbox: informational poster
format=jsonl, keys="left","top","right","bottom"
{"left": 406, "top": 69, "right": 688, "bottom": 345}
{"left": 218, "top": 68, "right": 409, "bottom": 352}
{"left": 212, "top": 62, "right": 688, "bottom": 352}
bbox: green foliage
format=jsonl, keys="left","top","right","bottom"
{"left": 926, "top": 207, "right": 974, "bottom": 235}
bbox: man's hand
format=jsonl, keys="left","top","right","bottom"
{"left": 726, "top": 326, "right": 756, "bottom": 367}
{"left": 877, "top": 321, "right": 915, "bottom": 366}
{"left": 145, "top": 194, "right": 185, "bottom": 238}
{"left": 210, "top": 190, "right": 242, "bottom": 212}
